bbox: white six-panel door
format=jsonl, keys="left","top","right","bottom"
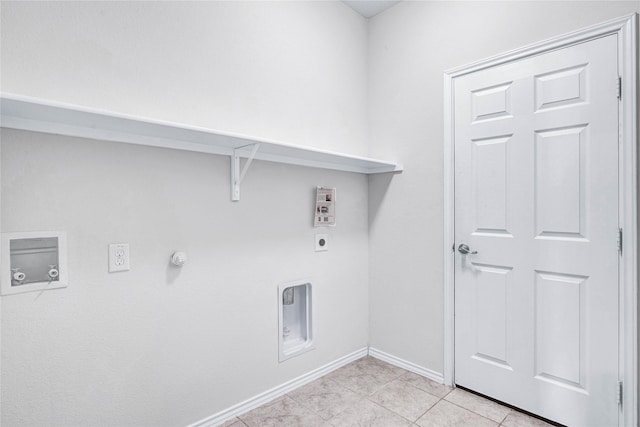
{"left": 454, "top": 35, "right": 619, "bottom": 426}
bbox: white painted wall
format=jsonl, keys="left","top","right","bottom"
{"left": 367, "top": 1, "right": 639, "bottom": 375}
{"left": 0, "top": 1, "right": 369, "bottom": 156}
{"left": 0, "top": 2, "right": 369, "bottom": 426}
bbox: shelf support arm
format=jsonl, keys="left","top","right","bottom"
{"left": 231, "top": 143, "right": 261, "bottom": 201}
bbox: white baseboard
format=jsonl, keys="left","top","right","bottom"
{"left": 187, "top": 347, "right": 368, "bottom": 427}
{"left": 368, "top": 347, "right": 444, "bottom": 384}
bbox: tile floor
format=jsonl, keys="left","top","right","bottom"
{"left": 220, "top": 356, "right": 555, "bottom": 427}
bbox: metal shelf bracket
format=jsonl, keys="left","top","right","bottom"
{"left": 231, "top": 143, "right": 261, "bottom": 201}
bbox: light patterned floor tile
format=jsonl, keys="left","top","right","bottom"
{"left": 219, "top": 418, "right": 246, "bottom": 427}
{"left": 416, "top": 400, "right": 498, "bottom": 427}
{"left": 220, "top": 420, "right": 247, "bottom": 427}
{"left": 356, "top": 356, "right": 409, "bottom": 378}
{"left": 326, "top": 357, "right": 406, "bottom": 396}
{"left": 369, "top": 379, "right": 440, "bottom": 421}
{"left": 327, "top": 398, "right": 413, "bottom": 427}
{"left": 287, "top": 376, "right": 362, "bottom": 420}
{"left": 398, "top": 372, "right": 453, "bottom": 398}
{"left": 501, "top": 410, "right": 557, "bottom": 427}
{"left": 238, "top": 395, "right": 330, "bottom": 427}
{"left": 444, "top": 388, "right": 511, "bottom": 423}
{"left": 229, "top": 359, "right": 532, "bottom": 427}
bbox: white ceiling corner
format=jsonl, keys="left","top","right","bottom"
{"left": 342, "top": 1, "right": 401, "bottom": 18}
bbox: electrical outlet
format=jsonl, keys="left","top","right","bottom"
{"left": 109, "top": 243, "right": 130, "bottom": 272}
{"left": 315, "top": 234, "right": 329, "bottom": 252}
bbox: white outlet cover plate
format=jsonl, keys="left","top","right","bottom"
{"left": 109, "top": 243, "right": 130, "bottom": 272}
{"left": 315, "top": 234, "right": 329, "bottom": 252}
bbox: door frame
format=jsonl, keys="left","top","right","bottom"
{"left": 443, "top": 14, "right": 638, "bottom": 426}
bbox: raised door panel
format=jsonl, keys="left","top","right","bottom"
{"left": 534, "top": 65, "right": 588, "bottom": 111}
{"left": 534, "top": 125, "right": 587, "bottom": 239}
{"left": 471, "top": 263, "right": 514, "bottom": 370}
{"left": 534, "top": 271, "right": 587, "bottom": 392}
{"left": 472, "top": 136, "right": 512, "bottom": 236}
{"left": 472, "top": 82, "right": 513, "bottom": 123}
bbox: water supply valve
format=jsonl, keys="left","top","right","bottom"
{"left": 11, "top": 269, "right": 25, "bottom": 285}
{"left": 48, "top": 265, "right": 59, "bottom": 281}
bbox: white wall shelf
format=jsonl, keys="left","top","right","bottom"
{"left": 0, "top": 94, "right": 402, "bottom": 200}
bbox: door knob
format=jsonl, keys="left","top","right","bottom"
{"left": 458, "top": 243, "right": 478, "bottom": 255}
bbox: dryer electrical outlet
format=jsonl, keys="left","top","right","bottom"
{"left": 315, "top": 234, "right": 329, "bottom": 252}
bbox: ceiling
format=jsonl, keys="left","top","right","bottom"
{"left": 342, "top": 1, "right": 401, "bottom": 18}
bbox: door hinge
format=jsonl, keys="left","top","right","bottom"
{"left": 617, "top": 76, "right": 622, "bottom": 99}
{"left": 617, "top": 381, "right": 623, "bottom": 405}
{"left": 617, "top": 228, "right": 623, "bottom": 254}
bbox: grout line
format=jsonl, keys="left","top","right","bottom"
{"left": 413, "top": 390, "right": 453, "bottom": 424}
{"left": 498, "top": 412, "right": 510, "bottom": 425}
{"left": 367, "top": 399, "right": 411, "bottom": 422}
{"left": 444, "top": 399, "right": 505, "bottom": 425}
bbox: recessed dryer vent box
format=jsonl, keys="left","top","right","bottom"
{"left": 278, "top": 280, "right": 314, "bottom": 362}
{"left": 1, "top": 231, "right": 68, "bottom": 295}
